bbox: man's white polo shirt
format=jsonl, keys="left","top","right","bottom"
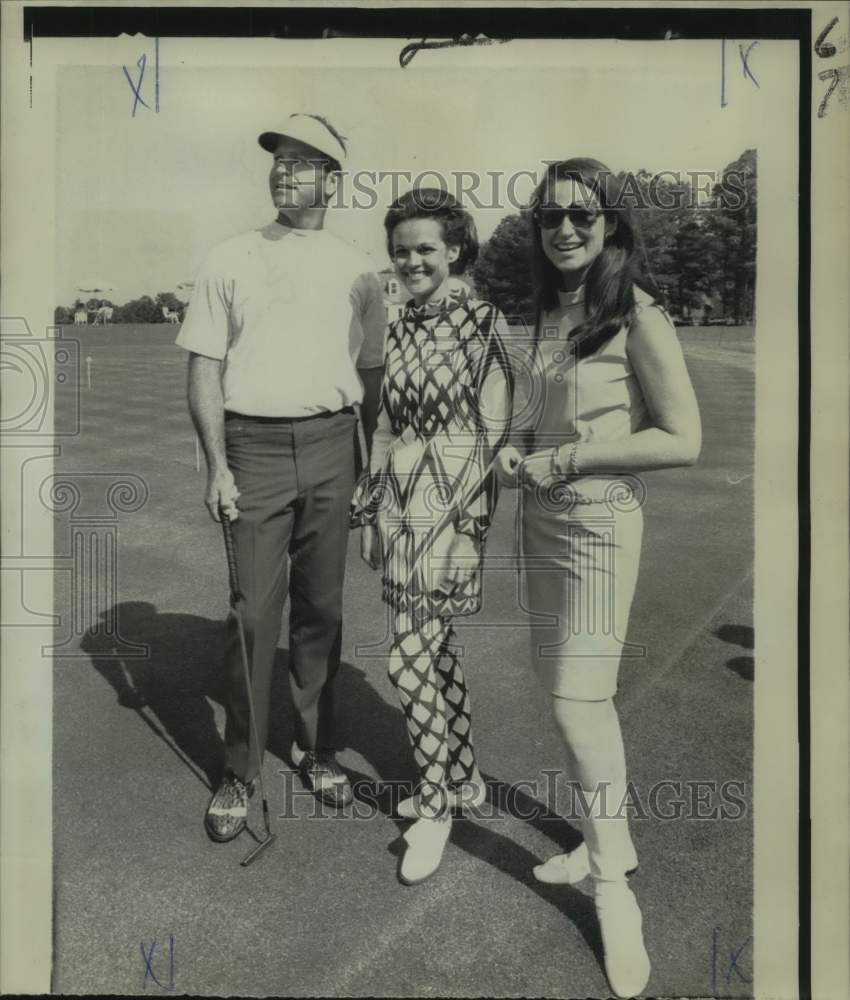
{"left": 177, "top": 220, "right": 387, "bottom": 418}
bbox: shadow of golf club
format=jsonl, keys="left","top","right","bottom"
{"left": 84, "top": 601, "right": 603, "bottom": 966}
{"left": 83, "top": 601, "right": 227, "bottom": 788}
{"left": 450, "top": 818, "right": 603, "bottom": 960}
{"left": 82, "top": 602, "right": 424, "bottom": 807}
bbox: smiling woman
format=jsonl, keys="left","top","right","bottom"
{"left": 529, "top": 158, "right": 653, "bottom": 361}
{"left": 352, "top": 188, "right": 512, "bottom": 885}
{"left": 496, "top": 156, "right": 702, "bottom": 999}
{"left": 383, "top": 188, "right": 478, "bottom": 307}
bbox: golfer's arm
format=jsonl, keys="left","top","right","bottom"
{"left": 354, "top": 270, "right": 388, "bottom": 457}
{"left": 187, "top": 352, "right": 228, "bottom": 473}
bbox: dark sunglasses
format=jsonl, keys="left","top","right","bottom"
{"left": 534, "top": 205, "right": 603, "bottom": 230}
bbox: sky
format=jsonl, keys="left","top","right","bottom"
{"left": 55, "top": 37, "right": 780, "bottom": 305}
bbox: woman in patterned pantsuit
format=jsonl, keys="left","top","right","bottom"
{"left": 351, "top": 190, "right": 512, "bottom": 884}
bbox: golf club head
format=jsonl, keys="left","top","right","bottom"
{"left": 240, "top": 833, "right": 277, "bottom": 868}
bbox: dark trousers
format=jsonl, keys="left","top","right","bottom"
{"left": 223, "top": 408, "right": 357, "bottom": 781}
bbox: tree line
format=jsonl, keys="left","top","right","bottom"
{"left": 55, "top": 290, "right": 186, "bottom": 325}
{"left": 472, "top": 150, "right": 756, "bottom": 326}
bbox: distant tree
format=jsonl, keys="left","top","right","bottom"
{"left": 472, "top": 213, "right": 534, "bottom": 322}
{"left": 465, "top": 153, "right": 757, "bottom": 331}
{"left": 625, "top": 171, "right": 704, "bottom": 317}
{"left": 118, "top": 295, "right": 161, "bottom": 324}
{"left": 156, "top": 291, "right": 186, "bottom": 318}
{"left": 54, "top": 306, "right": 74, "bottom": 325}
{"left": 710, "top": 149, "right": 757, "bottom": 322}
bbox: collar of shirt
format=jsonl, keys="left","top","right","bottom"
{"left": 267, "top": 218, "right": 327, "bottom": 240}
{"left": 406, "top": 282, "right": 471, "bottom": 319}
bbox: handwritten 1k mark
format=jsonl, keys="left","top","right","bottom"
{"left": 738, "top": 42, "right": 760, "bottom": 88}
{"left": 711, "top": 927, "right": 752, "bottom": 993}
{"left": 721, "top": 39, "right": 760, "bottom": 106}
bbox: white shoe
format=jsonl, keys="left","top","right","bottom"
{"left": 532, "top": 842, "right": 591, "bottom": 884}
{"left": 395, "top": 780, "right": 487, "bottom": 819}
{"left": 398, "top": 814, "right": 452, "bottom": 885}
{"left": 594, "top": 880, "right": 651, "bottom": 998}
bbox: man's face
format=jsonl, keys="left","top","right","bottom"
{"left": 269, "top": 137, "right": 337, "bottom": 212}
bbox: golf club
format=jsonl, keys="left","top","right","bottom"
{"left": 220, "top": 507, "right": 277, "bottom": 867}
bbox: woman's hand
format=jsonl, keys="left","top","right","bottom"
{"left": 495, "top": 446, "right": 524, "bottom": 488}
{"left": 360, "top": 524, "right": 382, "bottom": 571}
{"left": 440, "top": 532, "right": 478, "bottom": 592}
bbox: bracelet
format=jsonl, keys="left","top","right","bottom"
{"left": 551, "top": 444, "right": 581, "bottom": 478}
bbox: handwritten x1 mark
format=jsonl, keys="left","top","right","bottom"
{"left": 140, "top": 938, "right": 174, "bottom": 990}
{"left": 123, "top": 54, "right": 151, "bottom": 116}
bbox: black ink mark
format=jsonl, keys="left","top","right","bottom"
{"left": 399, "top": 33, "right": 509, "bottom": 69}
{"left": 815, "top": 16, "right": 839, "bottom": 59}
{"left": 720, "top": 39, "right": 727, "bottom": 107}
{"left": 738, "top": 41, "right": 759, "bottom": 88}
{"left": 140, "top": 935, "right": 175, "bottom": 991}
{"left": 818, "top": 65, "right": 849, "bottom": 118}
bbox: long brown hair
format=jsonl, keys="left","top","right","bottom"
{"left": 529, "top": 158, "right": 656, "bottom": 359}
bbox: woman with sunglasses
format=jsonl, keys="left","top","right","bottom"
{"left": 352, "top": 189, "right": 512, "bottom": 884}
{"left": 496, "top": 159, "right": 701, "bottom": 998}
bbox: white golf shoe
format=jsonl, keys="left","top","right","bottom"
{"left": 593, "top": 880, "right": 651, "bottom": 998}
{"left": 532, "top": 842, "right": 591, "bottom": 884}
{"left": 398, "top": 813, "right": 452, "bottom": 885}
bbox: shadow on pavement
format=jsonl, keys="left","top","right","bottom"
{"left": 450, "top": 818, "right": 601, "bottom": 960}
{"left": 81, "top": 601, "right": 414, "bottom": 795}
{"left": 82, "top": 602, "right": 226, "bottom": 788}
{"left": 83, "top": 601, "right": 601, "bottom": 962}
{"left": 715, "top": 623, "right": 754, "bottom": 649}
{"left": 726, "top": 656, "right": 754, "bottom": 681}
{"left": 713, "top": 624, "right": 754, "bottom": 682}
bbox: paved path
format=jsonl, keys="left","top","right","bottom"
{"left": 51, "top": 326, "right": 754, "bottom": 997}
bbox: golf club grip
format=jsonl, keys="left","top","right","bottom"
{"left": 220, "top": 510, "right": 241, "bottom": 600}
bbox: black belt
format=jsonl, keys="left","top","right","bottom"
{"left": 225, "top": 406, "right": 355, "bottom": 424}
